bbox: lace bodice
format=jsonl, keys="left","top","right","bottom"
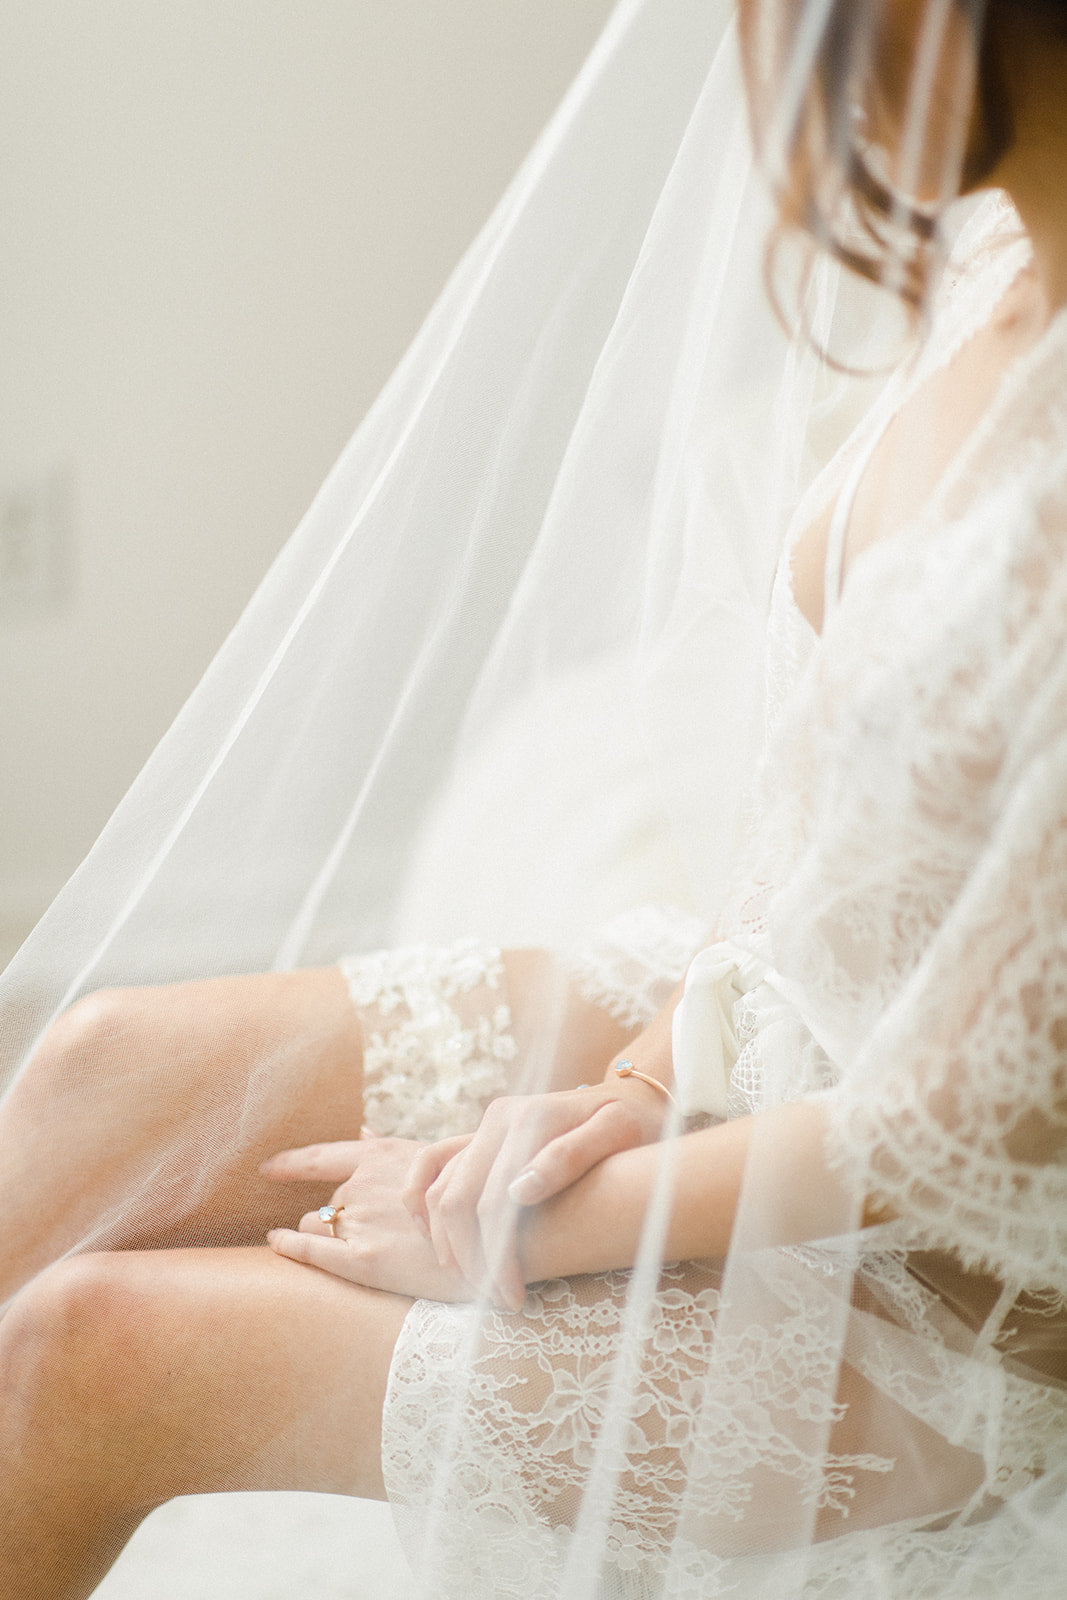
{"left": 379, "top": 196, "right": 1067, "bottom": 1599}
{"left": 718, "top": 203, "right": 1067, "bottom": 1301}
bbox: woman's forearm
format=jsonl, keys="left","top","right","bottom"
{"left": 614, "top": 974, "right": 686, "bottom": 1083}
{"left": 517, "top": 1116, "right": 751, "bottom": 1280}
{"left": 518, "top": 1098, "right": 864, "bottom": 1283}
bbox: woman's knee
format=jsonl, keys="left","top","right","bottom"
{"left": 0, "top": 1254, "right": 138, "bottom": 1410}
{"left": 29, "top": 988, "right": 144, "bottom": 1089}
{"left": 0, "top": 1253, "right": 188, "bottom": 1516}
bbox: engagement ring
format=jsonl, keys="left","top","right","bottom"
{"left": 318, "top": 1204, "right": 345, "bottom": 1237}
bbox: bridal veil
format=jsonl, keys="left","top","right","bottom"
{"left": 4, "top": 0, "right": 1067, "bottom": 1594}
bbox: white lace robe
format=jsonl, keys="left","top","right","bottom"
{"left": 356, "top": 202, "right": 1067, "bottom": 1597}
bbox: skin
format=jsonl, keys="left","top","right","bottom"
{"left": 0, "top": 955, "right": 634, "bottom": 1597}
{"left": 2, "top": 7, "right": 1066, "bottom": 1595}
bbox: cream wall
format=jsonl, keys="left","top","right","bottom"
{"left": 0, "top": 0, "right": 617, "bottom": 949}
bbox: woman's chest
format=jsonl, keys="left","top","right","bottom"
{"left": 754, "top": 498, "right": 1046, "bottom": 1047}
{"left": 788, "top": 267, "right": 1047, "bottom": 638}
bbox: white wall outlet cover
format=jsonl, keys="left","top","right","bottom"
{"left": 0, "top": 472, "right": 73, "bottom": 615}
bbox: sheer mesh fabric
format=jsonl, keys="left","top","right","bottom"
{"left": 352, "top": 199, "right": 1067, "bottom": 1595}
{"left": 339, "top": 942, "right": 519, "bottom": 1142}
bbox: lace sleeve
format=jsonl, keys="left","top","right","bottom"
{"left": 559, "top": 903, "right": 709, "bottom": 1030}
{"left": 827, "top": 635, "right": 1067, "bottom": 1292}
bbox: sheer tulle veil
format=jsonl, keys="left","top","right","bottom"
{"left": 5, "top": 0, "right": 1067, "bottom": 1594}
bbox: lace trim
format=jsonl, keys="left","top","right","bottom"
{"left": 559, "top": 903, "right": 708, "bottom": 1030}
{"left": 338, "top": 939, "right": 518, "bottom": 1141}
{"left": 383, "top": 1260, "right": 899, "bottom": 1597}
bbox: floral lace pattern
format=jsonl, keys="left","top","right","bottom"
{"left": 383, "top": 1261, "right": 895, "bottom": 1600}
{"left": 561, "top": 904, "right": 709, "bottom": 1030}
{"left": 372, "top": 196, "right": 1067, "bottom": 1596}
{"left": 338, "top": 940, "right": 518, "bottom": 1140}
{"left": 775, "top": 313, "right": 1067, "bottom": 1290}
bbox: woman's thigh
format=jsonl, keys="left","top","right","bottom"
{"left": 0, "top": 1246, "right": 411, "bottom": 1597}
{"left": 1, "top": 950, "right": 632, "bottom": 1293}
{"left": 0, "top": 968, "right": 364, "bottom": 1286}
{"left": 347, "top": 943, "right": 635, "bottom": 1145}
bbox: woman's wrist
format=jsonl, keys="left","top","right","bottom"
{"left": 612, "top": 1056, "right": 678, "bottom": 1108}
{"left": 601, "top": 1037, "right": 675, "bottom": 1120}
{"left": 591, "top": 1066, "right": 669, "bottom": 1139}
{"left": 517, "top": 1142, "right": 654, "bottom": 1282}
{"left": 518, "top": 1100, "right": 857, "bottom": 1288}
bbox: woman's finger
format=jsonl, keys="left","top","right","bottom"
{"left": 259, "top": 1140, "right": 364, "bottom": 1183}
{"left": 471, "top": 1114, "right": 578, "bottom": 1306}
{"left": 425, "top": 1143, "right": 511, "bottom": 1288}
{"left": 507, "top": 1099, "right": 647, "bottom": 1205}
{"left": 424, "top": 1107, "right": 528, "bottom": 1278}
{"left": 438, "top": 1116, "right": 548, "bottom": 1299}
{"left": 402, "top": 1135, "right": 472, "bottom": 1228}
{"left": 428, "top": 1091, "right": 606, "bottom": 1294}
{"left": 267, "top": 1227, "right": 354, "bottom": 1278}
{"left": 474, "top": 1194, "right": 527, "bottom": 1311}
{"left": 424, "top": 1155, "right": 474, "bottom": 1273}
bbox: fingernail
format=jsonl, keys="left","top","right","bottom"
{"left": 266, "top": 1230, "right": 282, "bottom": 1246}
{"left": 507, "top": 1169, "right": 546, "bottom": 1205}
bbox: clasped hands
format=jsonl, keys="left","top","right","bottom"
{"left": 263, "top": 1066, "right": 669, "bottom": 1310}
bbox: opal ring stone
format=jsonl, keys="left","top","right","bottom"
{"left": 318, "top": 1204, "right": 345, "bottom": 1237}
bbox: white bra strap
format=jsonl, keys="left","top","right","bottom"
{"left": 823, "top": 430, "right": 877, "bottom": 624}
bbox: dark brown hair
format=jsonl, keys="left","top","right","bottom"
{"left": 738, "top": 0, "right": 1049, "bottom": 317}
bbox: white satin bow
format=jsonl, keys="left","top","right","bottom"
{"left": 670, "top": 940, "right": 771, "bottom": 1119}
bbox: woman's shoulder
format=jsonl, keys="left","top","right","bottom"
{"left": 990, "top": 310, "right": 1067, "bottom": 611}
{"left": 938, "top": 292, "right": 1067, "bottom": 594}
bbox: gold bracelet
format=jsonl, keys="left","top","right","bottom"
{"left": 614, "top": 1058, "right": 678, "bottom": 1109}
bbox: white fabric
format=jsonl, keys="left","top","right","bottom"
{"left": 340, "top": 941, "right": 518, "bottom": 1142}
{"left": 671, "top": 940, "right": 767, "bottom": 1118}
{"left": 379, "top": 194, "right": 1067, "bottom": 1596}
{"left": 560, "top": 904, "right": 709, "bottom": 1032}
{"left": 2, "top": 2, "right": 1067, "bottom": 1596}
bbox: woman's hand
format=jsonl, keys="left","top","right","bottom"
{"left": 405, "top": 1075, "right": 668, "bottom": 1311}
{"left": 261, "top": 1135, "right": 474, "bottom": 1302}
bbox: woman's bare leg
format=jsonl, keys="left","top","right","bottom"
{"left": 0, "top": 1245, "right": 411, "bottom": 1600}
{"left": 0, "top": 969, "right": 364, "bottom": 1301}
{"left": 0, "top": 955, "right": 632, "bottom": 1302}
{"left": 0, "top": 949, "right": 636, "bottom": 1595}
